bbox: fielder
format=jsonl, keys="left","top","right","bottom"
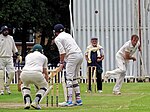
{"left": 104, "top": 35, "right": 141, "bottom": 95}
{"left": 0, "top": 25, "right": 22, "bottom": 95}
{"left": 53, "top": 24, "right": 83, "bottom": 106}
{"left": 20, "top": 44, "right": 49, "bottom": 110}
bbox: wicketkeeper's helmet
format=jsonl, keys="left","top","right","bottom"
{"left": 32, "top": 44, "right": 43, "bottom": 53}
{"left": 53, "top": 24, "right": 64, "bottom": 33}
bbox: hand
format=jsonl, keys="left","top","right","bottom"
{"left": 17, "top": 56, "right": 22, "bottom": 63}
{"left": 132, "top": 57, "right": 136, "bottom": 61}
{"left": 97, "top": 58, "right": 102, "bottom": 62}
{"left": 45, "top": 74, "right": 49, "bottom": 82}
{"left": 58, "top": 63, "right": 64, "bottom": 71}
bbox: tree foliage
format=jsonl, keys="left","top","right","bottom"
{"left": 0, "top": 0, "right": 70, "bottom": 31}
{"left": 0, "top": 0, "right": 70, "bottom": 64}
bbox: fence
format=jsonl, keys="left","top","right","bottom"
{"left": 4, "top": 63, "right": 150, "bottom": 85}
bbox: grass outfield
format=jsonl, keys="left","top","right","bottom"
{"left": 0, "top": 82, "right": 150, "bottom": 112}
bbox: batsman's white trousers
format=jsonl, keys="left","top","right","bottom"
{"left": 65, "top": 52, "right": 83, "bottom": 80}
{"left": 20, "top": 71, "right": 48, "bottom": 89}
{"left": 109, "top": 53, "right": 128, "bottom": 92}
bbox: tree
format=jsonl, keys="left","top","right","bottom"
{"left": 0, "top": 0, "right": 70, "bottom": 63}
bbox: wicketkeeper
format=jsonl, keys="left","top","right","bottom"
{"left": 20, "top": 44, "right": 49, "bottom": 110}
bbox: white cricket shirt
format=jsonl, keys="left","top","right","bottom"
{"left": 117, "top": 40, "right": 140, "bottom": 57}
{"left": 0, "top": 34, "right": 18, "bottom": 57}
{"left": 22, "top": 51, "right": 48, "bottom": 72}
{"left": 54, "top": 32, "right": 82, "bottom": 57}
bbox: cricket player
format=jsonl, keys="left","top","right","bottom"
{"left": 0, "top": 25, "right": 21, "bottom": 95}
{"left": 104, "top": 35, "right": 141, "bottom": 95}
{"left": 53, "top": 24, "right": 83, "bottom": 106}
{"left": 20, "top": 44, "right": 49, "bottom": 110}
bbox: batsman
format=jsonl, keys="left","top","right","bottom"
{"left": 53, "top": 24, "right": 83, "bottom": 106}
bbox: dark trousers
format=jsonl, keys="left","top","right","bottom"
{"left": 87, "top": 67, "right": 102, "bottom": 91}
{"left": 96, "top": 71, "right": 102, "bottom": 90}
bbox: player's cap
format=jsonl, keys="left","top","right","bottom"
{"left": 0, "top": 26, "right": 9, "bottom": 32}
{"left": 91, "top": 37, "right": 98, "bottom": 40}
{"left": 32, "top": 44, "right": 43, "bottom": 53}
{"left": 53, "top": 24, "right": 64, "bottom": 33}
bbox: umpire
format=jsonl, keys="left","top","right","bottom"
{"left": 85, "top": 37, "right": 104, "bottom": 93}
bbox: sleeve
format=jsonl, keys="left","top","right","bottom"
{"left": 124, "top": 43, "right": 130, "bottom": 53}
{"left": 54, "top": 38, "right": 66, "bottom": 54}
{"left": 100, "top": 48, "right": 104, "bottom": 56}
{"left": 43, "top": 57, "right": 48, "bottom": 68}
{"left": 11, "top": 36, "right": 18, "bottom": 53}
{"left": 85, "top": 48, "right": 88, "bottom": 55}
{"left": 85, "top": 45, "right": 91, "bottom": 55}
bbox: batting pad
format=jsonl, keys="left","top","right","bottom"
{"left": 0, "top": 70, "right": 4, "bottom": 90}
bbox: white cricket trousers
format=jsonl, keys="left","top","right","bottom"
{"left": 0, "top": 57, "right": 15, "bottom": 90}
{"left": 20, "top": 71, "right": 48, "bottom": 89}
{"left": 65, "top": 52, "right": 83, "bottom": 80}
{"left": 65, "top": 52, "right": 83, "bottom": 102}
{"left": 109, "top": 53, "right": 128, "bottom": 92}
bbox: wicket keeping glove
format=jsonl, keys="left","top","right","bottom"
{"left": 15, "top": 52, "right": 22, "bottom": 63}
{"left": 17, "top": 55, "right": 22, "bottom": 63}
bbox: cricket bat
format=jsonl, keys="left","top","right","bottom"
{"left": 49, "top": 67, "right": 61, "bottom": 78}
{"left": 62, "top": 72, "right": 67, "bottom": 102}
{"left": 39, "top": 85, "right": 53, "bottom": 103}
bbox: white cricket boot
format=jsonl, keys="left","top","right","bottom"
{"left": 24, "top": 102, "right": 30, "bottom": 109}
{"left": 58, "top": 101, "right": 73, "bottom": 107}
{"left": 113, "top": 91, "right": 121, "bottom": 95}
{"left": 31, "top": 102, "right": 41, "bottom": 110}
{"left": 0, "top": 90, "right": 4, "bottom": 95}
{"left": 103, "top": 71, "right": 112, "bottom": 82}
{"left": 5, "top": 86, "right": 11, "bottom": 94}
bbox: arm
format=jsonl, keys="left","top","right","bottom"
{"left": 97, "top": 55, "right": 104, "bottom": 62}
{"left": 43, "top": 68, "right": 49, "bottom": 82}
{"left": 124, "top": 51, "right": 136, "bottom": 61}
{"left": 43, "top": 57, "right": 49, "bottom": 82}
{"left": 60, "top": 53, "right": 66, "bottom": 64}
{"left": 12, "top": 36, "right": 18, "bottom": 54}
{"left": 85, "top": 54, "right": 88, "bottom": 61}
{"left": 58, "top": 53, "right": 66, "bottom": 71}
{"left": 54, "top": 38, "right": 66, "bottom": 69}
{"left": 85, "top": 47, "right": 92, "bottom": 63}
{"left": 97, "top": 48, "right": 104, "bottom": 62}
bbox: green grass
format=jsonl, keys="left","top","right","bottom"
{"left": 0, "top": 82, "right": 150, "bottom": 112}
